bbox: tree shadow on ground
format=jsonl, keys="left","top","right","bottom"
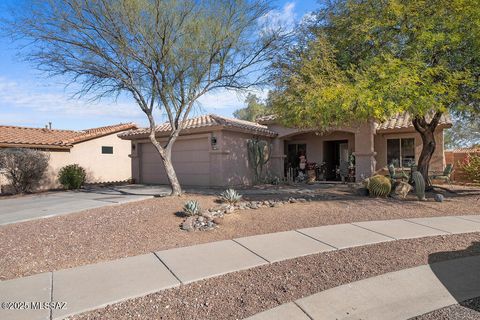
{"left": 428, "top": 241, "right": 480, "bottom": 313}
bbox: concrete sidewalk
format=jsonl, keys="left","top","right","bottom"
{"left": 1, "top": 215, "right": 479, "bottom": 320}
{"left": 247, "top": 255, "right": 480, "bottom": 320}
{"left": 0, "top": 185, "right": 172, "bottom": 225}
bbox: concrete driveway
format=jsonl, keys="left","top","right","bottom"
{"left": 0, "top": 185, "right": 172, "bottom": 226}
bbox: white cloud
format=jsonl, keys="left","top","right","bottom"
{"left": 195, "top": 88, "right": 269, "bottom": 112}
{"left": 260, "top": 2, "right": 297, "bottom": 33}
{"left": 0, "top": 77, "right": 144, "bottom": 119}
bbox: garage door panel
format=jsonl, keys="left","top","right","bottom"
{"left": 140, "top": 139, "right": 210, "bottom": 185}
{"left": 171, "top": 151, "right": 210, "bottom": 162}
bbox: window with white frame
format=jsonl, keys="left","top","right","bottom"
{"left": 387, "top": 138, "right": 415, "bottom": 168}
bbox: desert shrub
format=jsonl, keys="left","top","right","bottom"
{"left": 58, "top": 164, "right": 86, "bottom": 189}
{"left": 220, "top": 188, "right": 242, "bottom": 204}
{"left": 183, "top": 200, "right": 201, "bottom": 216}
{"left": 460, "top": 154, "right": 480, "bottom": 183}
{"left": 0, "top": 148, "right": 50, "bottom": 194}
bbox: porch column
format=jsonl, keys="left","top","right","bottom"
{"left": 353, "top": 121, "right": 376, "bottom": 181}
{"left": 270, "top": 138, "right": 285, "bottom": 178}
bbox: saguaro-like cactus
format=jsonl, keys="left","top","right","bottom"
{"left": 412, "top": 171, "right": 426, "bottom": 200}
{"left": 247, "top": 139, "right": 271, "bottom": 183}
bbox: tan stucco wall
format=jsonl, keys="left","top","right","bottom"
{"left": 43, "top": 132, "right": 132, "bottom": 189}
{"left": 285, "top": 131, "right": 356, "bottom": 164}
{"left": 374, "top": 128, "right": 445, "bottom": 172}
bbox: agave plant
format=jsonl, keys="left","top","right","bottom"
{"left": 220, "top": 188, "right": 242, "bottom": 204}
{"left": 183, "top": 200, "right": 201, "bottom": 216}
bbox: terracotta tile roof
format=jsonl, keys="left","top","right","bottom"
{"left": 377, "top": 112, "right": 452, "bottom": 131}
{"left": 0, "top": 123, "right": 137, "bottom": 149}
{"left": 258, "top": 112, "right": 452, "bottom": 131}
{"left": 119, "top": 114, "right": 277, "bottom": 138}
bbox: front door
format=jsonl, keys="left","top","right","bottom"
{"left": 323, "top": 140, "right": 349, "bottom": 181}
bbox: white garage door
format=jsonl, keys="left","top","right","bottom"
{"left": 140, "top": 138, "right": 210, "bottom": 186}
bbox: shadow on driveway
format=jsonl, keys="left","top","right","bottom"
{"left": 428, "top": 241, "right": 480, "bottom": 313}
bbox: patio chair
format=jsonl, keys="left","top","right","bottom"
{"left": 388, "top": 164, "right": 408, "bottom": 181}
{"left": 429, "top": 164, "right": 454, "bottom": 185}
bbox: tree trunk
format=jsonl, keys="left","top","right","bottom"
{"left": 412, "top": 111, "right": 443, "bottom": 190}
{"left": 147, "top": 121, "right": 182, "bottom": 196}
{"left": 162, "top": 154, "right": 182, "bottom": 196}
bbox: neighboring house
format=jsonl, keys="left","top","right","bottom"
{"left": 0, "top": 123, "right": 137, "bottom": 192}
{"left": 445, "top": 147, "right": 480, "bottom": 182}
{"left": 119, "top": 113, "right": 452, "bottom": 187}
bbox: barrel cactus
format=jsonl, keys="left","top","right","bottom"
{"left": 364, "top": 175, "right": 392, "bottom": 198}
{"left": 220, "top": 188, "right": 242, "bottom": 204}
{"left": 183, "top": 200, "right": 201, "bottom": 216}
{"left": 412, "top": 171, "right": 426, "bottom": 200}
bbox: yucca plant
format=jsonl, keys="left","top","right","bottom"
{"left": 220, "top": 188, "right": 242, "bottom": 204}
{"left": 183, "top": 200, "right": 201, "bottom": 216}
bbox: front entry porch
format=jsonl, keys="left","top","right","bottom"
{"left": 268, "top": 122, "right": 377, "bottom": 183}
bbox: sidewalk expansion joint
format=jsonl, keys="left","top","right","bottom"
{"left": 294, "top": 230, "right": 338, "bottom": 250}
{"left": 402, "top": 219, "right": 453, "bottom": 234}
{"left": 152, "top": 252, "right": 183, "bottom": 285}
{"left": 350, "top": 223, "right": 397, "bottom": 240}
{"left": 293, "top": 301, "right": 314, "bottom": 320}
{"left": 231, "top": 239, "right": 271, "bottom": 264}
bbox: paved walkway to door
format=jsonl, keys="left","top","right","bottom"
{"left": 1, "top": 215, "right": 480, "bottom": 320}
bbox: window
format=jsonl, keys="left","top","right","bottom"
{"left": 387, "top": 138, "right": 415, "bottom": 167}
{"left": 101, "top": 146, "right": 113, "bottom": 154}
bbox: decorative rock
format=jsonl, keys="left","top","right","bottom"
{"left": 356, "top": 187, "right": 369, "bottom": 197}
{"left": 213, "top": 217, "right": 224, "bottom": 225}
{"left": 434, "top": 194, "right": 445, "bottom": 202}
{"left": 181, "top": 216, "right": 196, "bottom": 232}
{"left": 297, "top": 198, "right": 307, "bottom": 203}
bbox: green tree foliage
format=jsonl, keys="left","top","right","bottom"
{"left": 444, "top": 115, "right": 480, "bottom": 149}
{"left": 272, "top": 0, "right": 480, "bottom": 184}
{"left": 233, "top": 93, "right": 269, "bottom": 122}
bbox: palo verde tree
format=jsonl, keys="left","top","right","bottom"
{"left": 4, "top": 0, "right": 285, "bottom": 195}
{"left": 272, "top": 0, "right": 480, "bottom": 186}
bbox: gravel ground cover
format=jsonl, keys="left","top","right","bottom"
{"left": 1, "top": 185, "right": 479, "bottom": 280}
{"left": 69, "top": 233, "right": 480, "bottom": 320}
{"left": 411, "top": 297, "right": 480, "bottom": 320}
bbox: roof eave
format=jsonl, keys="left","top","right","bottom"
{"left": 0, "top": 143, "right": 72, "bottom": 150}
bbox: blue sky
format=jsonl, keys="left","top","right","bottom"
{"left": 0, "top": 1, "right": 318, "bottom": 130}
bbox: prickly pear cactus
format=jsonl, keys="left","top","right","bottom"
{"left": 412, "top": 171, "right": 426, "bottom": 200}
{"left": 365, "top": 175, "right": 391, "bottom": 198}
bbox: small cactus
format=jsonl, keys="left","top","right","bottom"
{"left": 412, "top": 171, "right": 426, "bottom": 200}
{"left": 183, "top": 200, "right": 201, "bottom": 216}
{"left": 220, "top": 188, "right": 242, "bottom": 204}
{"left": 364, "top": 175, "right": 391, "bottom": 198}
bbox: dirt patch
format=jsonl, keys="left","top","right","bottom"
{"left": 70, "top": 233, "right": 480, "bottom": 320}
{"left": 1, "top": 185, "right": 479, "bottom": 280}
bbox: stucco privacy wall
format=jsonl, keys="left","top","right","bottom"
{"left": 374, "top": 128, "right": 446, "bottom": 172}
{"left": 43, "top": 132, "right": 132, "bottom": 189}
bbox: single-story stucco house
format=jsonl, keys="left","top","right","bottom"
{"left": 119, "top": 113, "right": 452, "bottom": 187}
{"left": 0, "top": 123, "right": 136, "bottom": 192}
